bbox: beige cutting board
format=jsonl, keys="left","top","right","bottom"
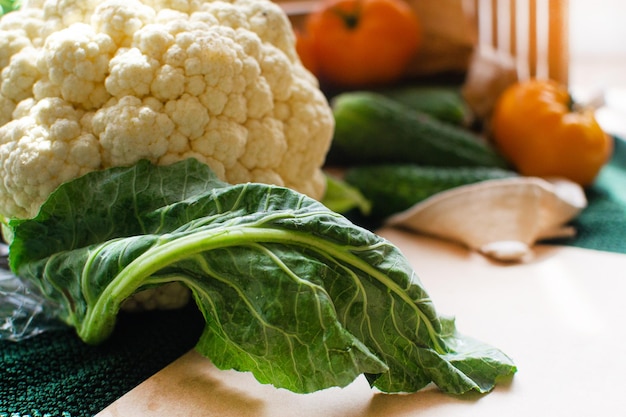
{"left": 98, "top": 228, "right": 626, "bottom": 417}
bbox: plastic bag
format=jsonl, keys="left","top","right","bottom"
{"left": 0, "top": 244, "right": 65, "bottom": 341}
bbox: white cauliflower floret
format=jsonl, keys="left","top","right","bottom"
{"left": 92, "top": 95, "right": 174, "bottom": 166}
{"left": 0, "top": 97, "right": 101, "bottom": 216}
{"left": 2, "top": 47, "right": 40, "bottom": 103}
{"left": 91, "top": 0, "right": 157, "bottom": 47}
{"left": 0, "top": 0, "right": 334, "bottom": 310}
{"left": 0, "top": 8, "right": 46, "bottom": 47}
{"left": 38, "top": 23, "right": 116, "bottom": 108}
{"left": 41, "top": 0, "right": 101, "bottom": 32}
{"left": 0, "top": 30, "right": 33, "bottom": 69}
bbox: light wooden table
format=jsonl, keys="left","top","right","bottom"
{"left": 98, "top": 228, "right": 626, "bottom": 416}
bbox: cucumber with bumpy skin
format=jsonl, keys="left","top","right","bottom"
{"left": 327, "top": 92, "right": 508, "bottom": 168}
{"left": 345, "top": 164, "right": 517, "bottom": 220}
{"left": 377, "top": 85, "right": 470, "bottom": 125}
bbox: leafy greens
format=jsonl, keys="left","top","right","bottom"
{"left": 0, "top": 0, "right": 20, "bottom": 15}
{"left": 7, "top": 158, "right": 515, "bottom": 394}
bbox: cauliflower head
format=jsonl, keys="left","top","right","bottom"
{"left": 0, "top": 0, "right": 334, "bottom": 220}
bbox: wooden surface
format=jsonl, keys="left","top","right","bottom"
{"left": 98, "top": 228, "right": 626, "bottom": 416}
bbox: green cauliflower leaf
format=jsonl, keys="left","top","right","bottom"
{"left": 8, "top": 159, "right": 516, "bottom": 394}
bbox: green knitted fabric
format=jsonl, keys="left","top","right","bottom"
{"left": 550, "top": 136, "right": 626, "bottom": 253}
{"left": 0, "top": 303, "right": 204, "bottom": 417}
{"left": 1, "top": 138, "right": 624, "bottom": 417}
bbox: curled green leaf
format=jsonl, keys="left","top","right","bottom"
{"left": 8, "top": 159, "right": 515, "bottom": 394}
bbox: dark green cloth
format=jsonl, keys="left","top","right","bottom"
{"left": 0, "top": 303, "right": 204, "bottom": 417}
{"left": 1, "top": 138, "right": 625, "bottom": 417}
{"left": 549, "top": 136, "right": 626, "bottom": 253}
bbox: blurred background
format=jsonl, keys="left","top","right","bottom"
{"left": 569, "top": 0, "right": 626, "bottom": 138}
{"left": 280, "top": 0, "right": 625, "bottom": 137}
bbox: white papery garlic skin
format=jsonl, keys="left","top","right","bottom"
{"left": 386, "top": 177, "right": 587, "bottom": 262}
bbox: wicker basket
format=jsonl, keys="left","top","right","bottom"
{"left": 468, "top": 0, "right": 568, "bottom": 84}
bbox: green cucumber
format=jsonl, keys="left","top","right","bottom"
{"left": 344, "top": 164, "right": 518, "bottom": 220}
{"left": 322, "top": 173, "right": 372, "bottom": 215}
{"left": 327, "top": 91, "right": 508, "bottom": 168}
{"left": 376, "top": 85, "right": 470, "bottom": 125}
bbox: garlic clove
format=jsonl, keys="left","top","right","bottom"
{"left": 386, "top": 177, "right": 587, "bottom": 262}
{"left": 479, "top": 240, "right": 531, "bottom": 262}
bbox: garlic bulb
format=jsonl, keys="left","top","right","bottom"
{"left": 386, "top": 177, "right": 587, "bottom": 262}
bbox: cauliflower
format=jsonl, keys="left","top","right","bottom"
{"left": 0, "top": 0, "right": 334, "bottom": 221}
{"left": 0, "top": 0, "right": 334, "bottom": 310}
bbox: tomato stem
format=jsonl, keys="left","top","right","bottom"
{"left": 332, "top": 1, "right": 362, "bottom": 30}
{"left": 567, "top": 91, "right": 575, "bottom": 112}
{"left": 342, "top": 13, "right": 359, "bottom": 28}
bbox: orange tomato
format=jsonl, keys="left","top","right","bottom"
{"left": 491, "top": 79, "right": 613, "bottom": 187}
{"left": 295, "top": 28, "right": 320, "bottom": 76}
{"left": 300, "top": 0, "right": 421, "bottom": 88}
